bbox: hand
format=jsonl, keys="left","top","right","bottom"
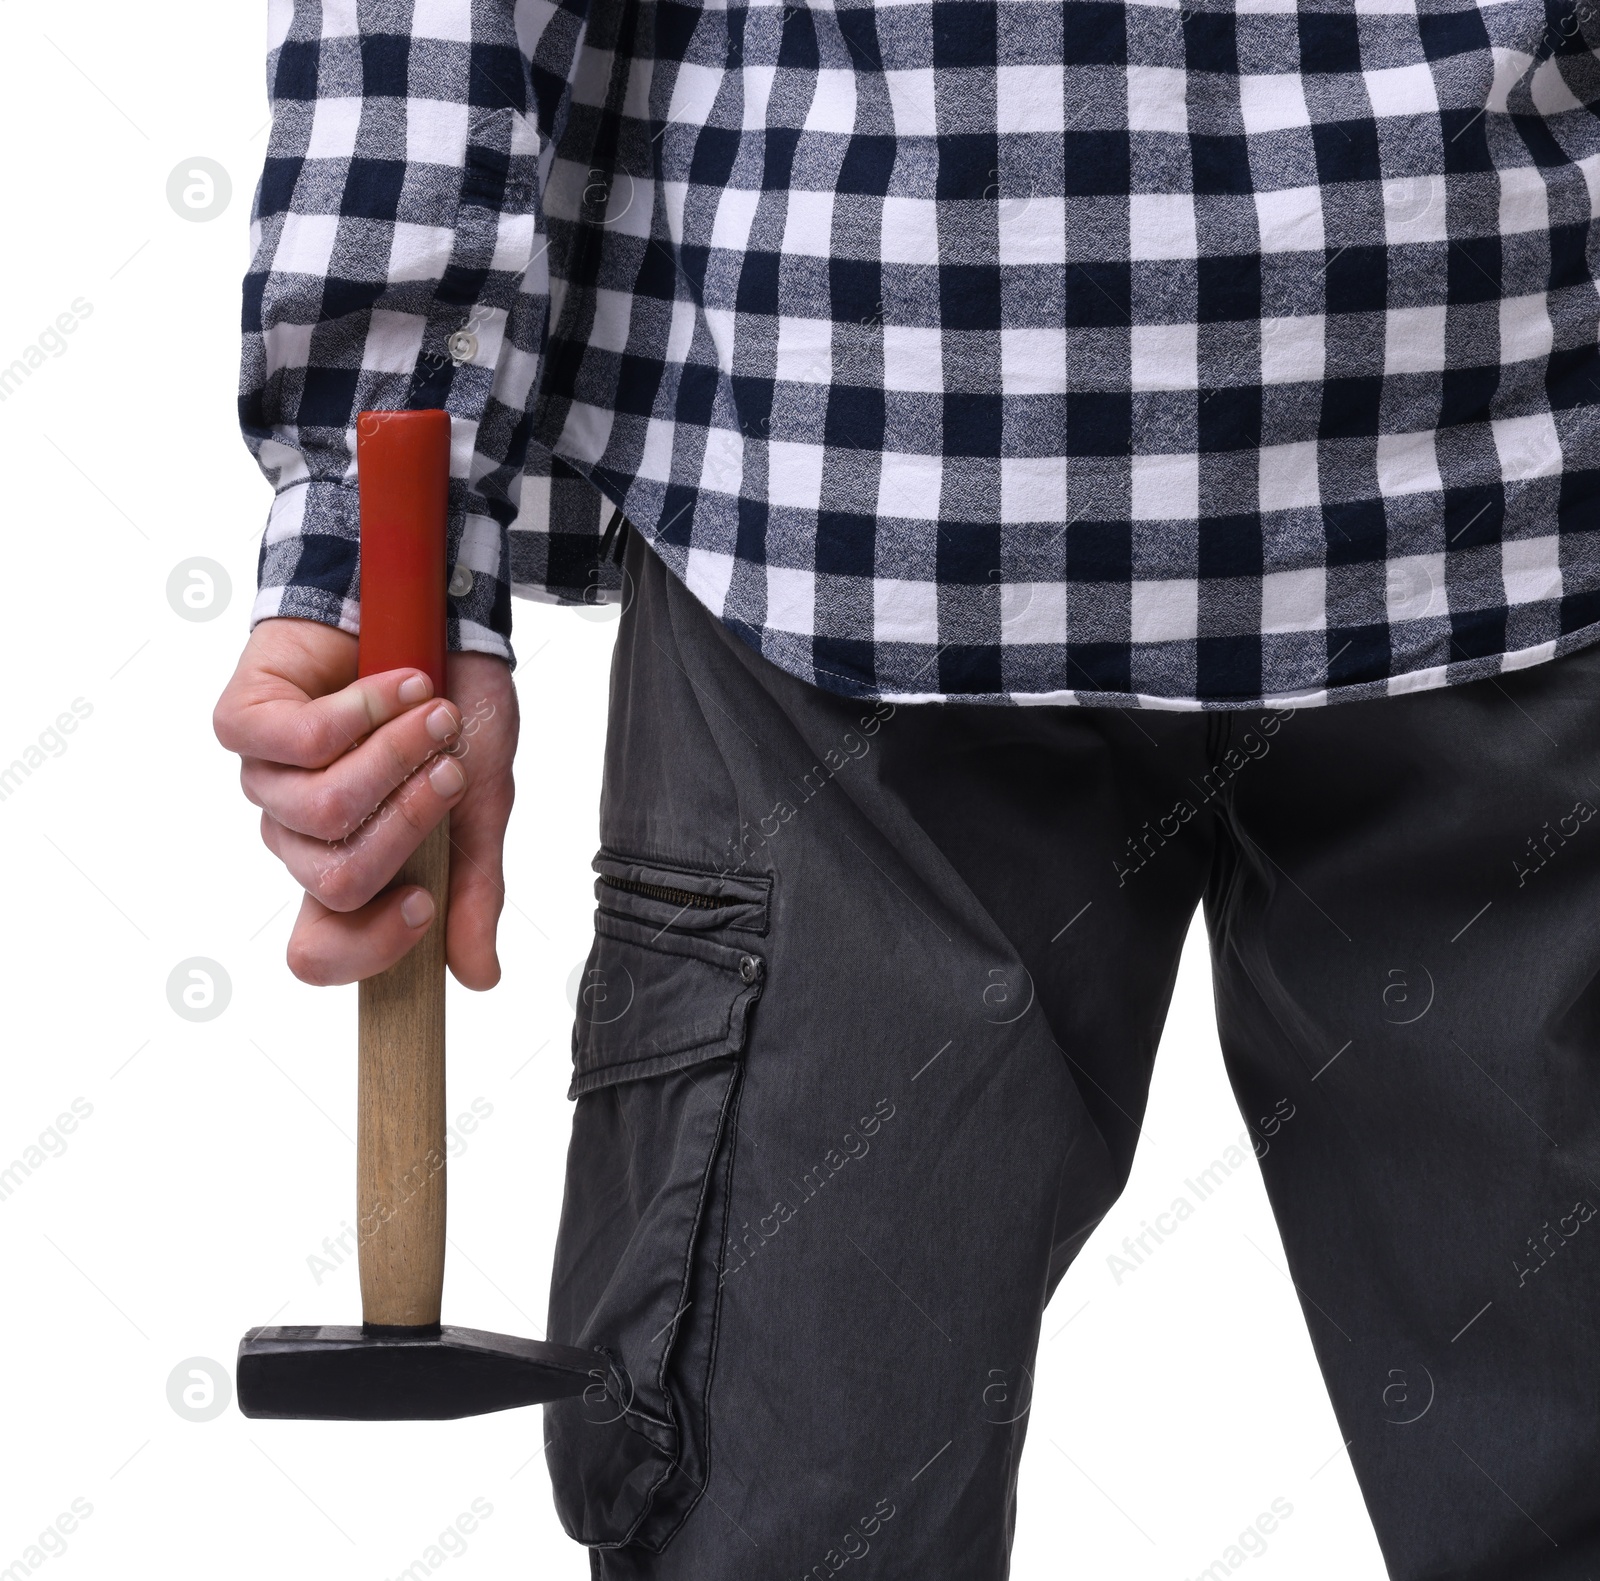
{"left": 213, "top": 617, "right": 518, "bottom": 988}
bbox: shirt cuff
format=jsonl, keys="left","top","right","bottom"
{"left": 251, "top": 477, "right": 514, "bottom": 665}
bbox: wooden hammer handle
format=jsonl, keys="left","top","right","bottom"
{"left": 354, "top": 410, "right": 451, "bottom": 1329}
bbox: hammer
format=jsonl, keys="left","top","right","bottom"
{"left": 237, "top": 410, "right": 600, "bottom": 1420}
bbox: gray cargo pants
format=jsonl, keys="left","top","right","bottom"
{"left": 543, "top": 535, "right": 1600, "bottom": 1580}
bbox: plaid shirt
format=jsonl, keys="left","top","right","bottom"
{"left": 243, "top": 0, "right": 1600, "bottom": 708}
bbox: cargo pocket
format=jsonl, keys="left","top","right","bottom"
{"left": 544, "top": 855, "right": 768, "bottom": 1551}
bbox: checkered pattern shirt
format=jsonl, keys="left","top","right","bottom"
{"left": 243, "top": 0, "right": 1600, "bottom": 708}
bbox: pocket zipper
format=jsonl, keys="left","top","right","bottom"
{"left": 600, "top": 874, "right": 739, "bottom": 911}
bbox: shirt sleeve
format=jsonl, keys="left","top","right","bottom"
{"left": 239, "top": 0, "right": 554, "bottom": 663}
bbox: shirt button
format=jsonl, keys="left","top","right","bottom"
{"left": 738, "top": 955, "right": 760, "bottom": 985}
{"left": 448, "top": 564, "right": 475, "bottom": 598}
{"left": 448, "top": 330, "right": 479, "bottom": 364}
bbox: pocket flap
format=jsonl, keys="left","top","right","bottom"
{"left": 570, "top": 913, "right": 764, "bottom": 1097}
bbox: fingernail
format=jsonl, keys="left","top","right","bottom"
{"left": 426, "top": 704, "right": 459, "bottom": 743}
{"left": 398, "top": 674, "right": 431, "bottom": 706}
{"left": 429, "top": 757, "right": 465, "bottom": 798}
{"left": 400, "top": 888, "right": 434, "bottom": 928}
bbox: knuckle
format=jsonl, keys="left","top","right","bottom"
{"left": 290, "top": 710, "right": 340, "bottom": 769}
{"left": 355, "top": 680, "right": 387, "bottom": 736}
{"left": 211, "top": 699, "right": 238, "bottom": 751}
{"left": 289, "top": 723, "right": 326, "bottom": 769}
{"left": 314, "top": 858, "right": 365, "bottom": 913}
{"left": 378, "top": 729, "right": 421, "bottom": 797}
{"left": 302, "top": 784, "right": 358, "bottom": 843}
{"left": 238, "top": 763, "right": 264, "bottom": 810}
{"left": 392, "top": 779, "right": 435, "bottom": 839}
{"left": 285, "top": 933, "right": 332, "bottom": 987}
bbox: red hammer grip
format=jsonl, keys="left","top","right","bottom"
{"left": 356, "top": 410, "right": 450, "bottom": 695}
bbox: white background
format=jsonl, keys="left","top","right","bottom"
{"left": 0, "top": 4, "right": 1384, "bottom": 1577}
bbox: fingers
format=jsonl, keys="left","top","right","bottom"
{"left": 261, "top": 752, "right": 467, "bottom": 914}
{"left": 220, "top": 628, "right": 521, "bottom": 990}
{"left": 443, "top": 757, "right": 515, "bottom": 991}
{"left": 284, "top": 886, "right": 438, "bottom": 987}
{"left": 221, "top": 666, "right": 436, "bottom": 770}
{"left": 441, "top": 654, "right": 519, "bottom": 990}
{"left": 240, "top": 697, "right": 463, "bottom": 840}
{"left": 213, "top": 616, "right": 435, "bottom": 770}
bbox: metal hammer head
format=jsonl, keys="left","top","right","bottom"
{"left": 236, "top": 1324, "right": 603, "bottom": 1421}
